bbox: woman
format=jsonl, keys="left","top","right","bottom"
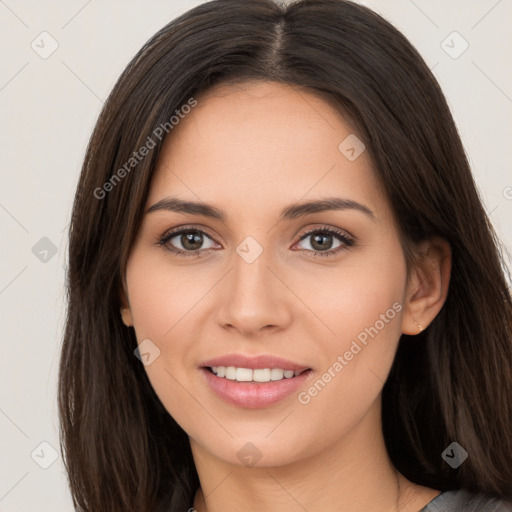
{"left": 58, "top": 0, "right": 512, "bottom": 510}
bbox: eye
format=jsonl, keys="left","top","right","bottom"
{"left": 158, "top": 225, "right": 355, "bottom": 258}
{"left": 158, "top": 227, "right": 219, "bottom": 257}
{"left": 293, "top": 227, "right": 355, "bottom": 257}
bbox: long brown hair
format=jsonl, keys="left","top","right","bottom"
{"left": 58, "top": 0, "right": 512, "bottom": 510}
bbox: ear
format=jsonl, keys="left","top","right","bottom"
{"left": 119, "top": 281, "right": 134, "bottom": 327}
{"left": 401, "top": 237, "right": 451, "bottom": 335}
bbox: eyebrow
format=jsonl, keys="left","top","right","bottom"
{"left": 145, "top": 196, "right": 375, "bottom": 222}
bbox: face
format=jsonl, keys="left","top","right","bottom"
{"left": 122, "top": 80, "right": 410, "bottom": 467}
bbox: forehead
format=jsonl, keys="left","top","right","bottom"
{"left": 147, "top": 80, "right": 386, "bottom": 220}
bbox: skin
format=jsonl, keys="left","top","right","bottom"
{"left": 121, "top": 81, "right": 451, "bottom": 512}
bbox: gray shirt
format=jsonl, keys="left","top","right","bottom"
{"left": 420, "top": 489, "right": 512, "bottom": 511}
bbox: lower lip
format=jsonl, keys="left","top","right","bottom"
{"left": 200, "top": 368, "right": 313, "bottom": 409}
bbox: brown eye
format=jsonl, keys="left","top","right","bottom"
{"left": 177, "top": 231, "right": 205, "bottom": 251}
{"left": 295, "top": 228, "right": 354, "bottom": 257}
{"left": 159, "top": 228, "right": 218, "bottom": 257}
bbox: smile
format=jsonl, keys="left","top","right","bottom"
{"left": 201, "top": 366, "right": 313, "bottom": 408}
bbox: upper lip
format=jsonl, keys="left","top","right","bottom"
{"left": 200, "top": 353, "right": 312, "bottom": 372}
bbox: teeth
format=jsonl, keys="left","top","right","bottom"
{"left": 210, "top": 366, "right": 303, "bottom": 382}
{"left": 270, "top": 368, "right": 284, "bottom": 380}
{"left": 254, "top": 369, "right": 271, "bottom": 382}
{"left": 236, "top": 368, "right": 253, "bottom": 381}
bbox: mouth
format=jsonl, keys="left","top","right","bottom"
{"left": 199, "top": 358, "right": 314, "bottom": 408}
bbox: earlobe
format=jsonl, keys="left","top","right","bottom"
{"left": 120, "top": 307, "right": 134, "bottom": 327}
{"left": 413, "top": 320, "right": 424, "bottom": 332}
{"left": 119, "top": 283, "right": 134, "bottom": 327}
{"left": 401, "top": 237, "right": 451, "bottom": 335}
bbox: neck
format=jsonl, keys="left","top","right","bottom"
{"left": 190, "top": 400, "right": 440, "bottom": 512}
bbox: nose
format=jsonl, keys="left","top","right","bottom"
{"left": 215, "top": 243, "right": 293, "bottom": 337}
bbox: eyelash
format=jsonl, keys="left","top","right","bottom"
{"left": 157, "top": 225, "right": 355, "bottom": 259}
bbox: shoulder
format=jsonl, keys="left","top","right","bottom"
{"left": 420, "top": 488, "right": 512, "bottom": 512}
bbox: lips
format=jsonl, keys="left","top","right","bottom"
{"left": 199, "top": 353, "right": 313, "bottom": 408}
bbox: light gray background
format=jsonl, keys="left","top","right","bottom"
{"left": 0, "top": 0, "right": 511, "bottom": 510}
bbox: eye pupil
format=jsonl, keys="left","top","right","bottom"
{"left": 311, "top": 233, "right": 333, "bottom": 251}
{"left": 182, "top": 231, "right": 203, "bottom": 250}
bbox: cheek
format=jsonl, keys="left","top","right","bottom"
{"left": 297, "top": 240, "right": 406, "bottom": 415}
{"left": 124, "top": 249, "right": 217, "bottom": 405}
{"left": 125, "top": 248, "right": 207, "bottom": 342}
{"left": 308, "top": 237, "right": 406, "bottom": 351}
{"left": 124, "top": 252, "right": 205, "bottom": 429}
